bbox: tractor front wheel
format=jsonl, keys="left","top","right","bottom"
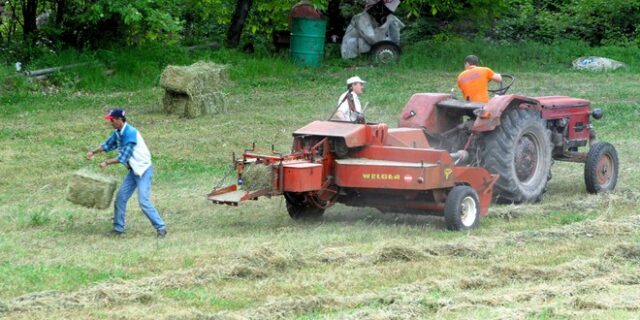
{"left": 481, "top": 109, "right": 552, "bottom": 203}
{"left": 444, "top": 186, "right": 480, "bottom": 231}
{"left": 284, "top": 192, "right": 325, "bottom": 220}
{"left": 584, "top": 142, "right": 619, "bottom": 193}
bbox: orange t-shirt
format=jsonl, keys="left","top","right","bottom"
{"left": 457, "top": 66, "right": 495, "bottom": 103}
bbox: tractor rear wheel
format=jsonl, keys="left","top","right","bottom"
{"left": 481, "top": 108, "right": 552, "bottom": 203}
{"left": 584, "top": 142, "right": 618, "bottom": 193}
{"left": 284, "top": 192, "right": 325, "bottom": 220}
{"left": 444, "top": 186, "right": 480, "bottom": 231}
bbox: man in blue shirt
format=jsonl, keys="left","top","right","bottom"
{"left": 87, "top": 108, "right": 167, "bottom": 238}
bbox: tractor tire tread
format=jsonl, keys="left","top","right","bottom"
{"left": 584, "top": 142, "right": 619, "bottom": 193}
{"left": 481, "top": 108, "right": 553, "bottom": 204}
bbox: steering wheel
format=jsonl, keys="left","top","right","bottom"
{"left": 488, "top": 74, "right": 514, "bottom": 95}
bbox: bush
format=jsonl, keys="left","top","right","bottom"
{"left": 494, "top": 0, "right": 640, "bottom": 45}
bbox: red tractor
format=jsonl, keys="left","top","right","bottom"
{"left": 398, "top": 75, "right": 618, "bottom": 203}
{"left": 208, "top": 76, "right": 618, "bottom": 230}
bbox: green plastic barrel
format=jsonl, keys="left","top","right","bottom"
{"left": 290, "top": 18, "right": 327, "bottom": 67}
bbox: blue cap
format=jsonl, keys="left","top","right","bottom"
{"left": 104, "top": 108, "right": 126, "bottom": 120}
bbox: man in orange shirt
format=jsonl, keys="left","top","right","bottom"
{"left": 457, "top": 55, "right": 502, "bottom": 103}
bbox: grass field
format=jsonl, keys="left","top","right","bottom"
{"left": 1, "top": 41, "right": 640, "bottom": 319}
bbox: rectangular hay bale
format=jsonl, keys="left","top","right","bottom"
{"left": 159, "top": 62, "right": 228, "bottom": 94}
{"left": 162, "top": 91, "right": 189, "bottom": 114}
{"left": 182, "top": 92, "right": 226, "bottom": 118}
{"left": 66, "top": 169, "right": 118, "bottom": 209}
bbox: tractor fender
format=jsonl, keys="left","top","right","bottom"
{"left": 471, "top": 95, "right": 542, "bottom": 132}
{"left": 398, "top": 93, "right": 452, "bottom": 132}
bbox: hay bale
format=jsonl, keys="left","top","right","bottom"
{"left": 159, "top": 61, "right": 228, "bottom": 118}
{"left": 198, "top": 92, "right": 226, "bottom": 114}
{"left": 159, "top": 61, "right": 227, "bottom": 94}
{"left": 66, "top": 169, "right": 117, "bottom": 209}
{"left": 162, "top": 91, "right": 189, "bottom": 114}
{"left": 177, "top": 92, "right": 225, "bottom": 118}
{"left": 241, "top": 164, "right": 273, "bottom": 191}
{"left": 183, "top": 98, "right": 203, "bottom": 119}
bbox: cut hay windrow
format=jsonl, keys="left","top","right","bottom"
{"left": 159, "top": 61, "right": 228, "bottom": 118}
{"left": 375, "top": 244, "right": 426, "bottom": 263}
{"left": 66, "top": 169, "right": 117, "bottom": 209}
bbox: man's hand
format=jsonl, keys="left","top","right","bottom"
{"left": 100, "top": 161, "right": 108, "bottom": 169}
{"left": 86, "top": 151, "right": 95, "bottom": 160}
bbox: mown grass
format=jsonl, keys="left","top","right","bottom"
{"left": 1, "top": 40, "right": 640, "bottom": 319}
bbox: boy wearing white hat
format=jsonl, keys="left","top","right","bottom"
{"left": 333, "top": 76, "right": 366, "bottom": 122}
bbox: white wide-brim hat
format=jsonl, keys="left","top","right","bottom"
{"left": 347, "top": 76, "right": 366, "bottom": 85}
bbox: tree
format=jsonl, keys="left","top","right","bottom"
{"left": 226, "top": 0, "right": 252, "bottom": 48}
{"left": 326, "top": 0, "right": 344, "bottom": 41}
{"left": 19, "top": 0, "right": 38, "bottom": 41}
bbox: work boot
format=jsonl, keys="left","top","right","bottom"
{"left": 157, "top": 229, "right": 167, "bottom": 239}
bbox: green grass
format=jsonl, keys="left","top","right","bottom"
{"left": 161, "top": 287, "right": 253, "bottom": 311}
{"left": 1, "top": 40, "right": 640, "bottom": 319}
{"left": 0, "top": 262, "right": 130, "bottom": 296}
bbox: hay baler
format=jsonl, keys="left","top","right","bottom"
{"left": 208, "top": 120, "right": 498, "bottom": 230}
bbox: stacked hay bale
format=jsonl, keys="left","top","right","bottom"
{"left": 160, "top": 61, "right": 227, "bottom": 118}
{"left": 66, "top": 169, "right": 118, "bottom": 209}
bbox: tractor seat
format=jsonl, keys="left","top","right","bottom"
{"left": 436, "top": 99, "right": 484, "bottom": 111}
{"left": 536, "top": 96, "right": 590, "bottom": 109}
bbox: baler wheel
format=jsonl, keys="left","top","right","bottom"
{"left": 584, "top": 142, "right": 618, "bottom": 193}
{"left": 444, "top": 186, "right": 480, "bottom": 231}
{"left": 481, "top": 109, "right": 552, "bottom": 203}
{"left": 284, "top": 192, "right": 325, "bottom": 220}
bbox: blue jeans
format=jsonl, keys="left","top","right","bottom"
{"left": 113, "top": 165, "right": 166, "bottom": 232}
